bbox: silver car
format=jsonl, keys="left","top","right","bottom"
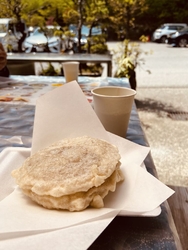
{"left": 152, "top": 23, "right": 187, "bottom": 43}
{"left": 0, "top": 18, "right": 25, "bottom": 52}
{"left": 69, "top": 24, "right": 102, "bottom": 52}
{"left": 23, "top": 26, "right": 60, "bottom": 53}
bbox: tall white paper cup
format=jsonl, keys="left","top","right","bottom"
{"left": 62, "top": 62, "right": 79, "bottom": 83}
{"left": 91, "top": 86, "right": 136, "bottom": 137}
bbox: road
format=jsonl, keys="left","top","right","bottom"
{"left": 36, "top": 41, "right": 188, "bottom": 88}
{"left": 107, "top": 41, "right": 188, "bottom": 88}
{"left": 106, "top": 41, "right": 188, "bottom": 187}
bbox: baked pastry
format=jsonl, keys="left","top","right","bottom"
{"left": 12, "top": 136, "right": 124, "bottom": 211}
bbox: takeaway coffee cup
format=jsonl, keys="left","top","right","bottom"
{"left": 62, "top": 62, "right": 79, "bottom": 83}
{"left": 91, "top": 86, "right": 136, "bottom": 137}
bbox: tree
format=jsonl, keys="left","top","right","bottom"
{"left": 107, "top": 0, "right": 147, "bottom": 40}
{"left": 83, "top": 0, "right": 109, "bottom": 53}
{"left": 60, "top": 0, "right": 109, "bottom": 53}
{"left": 138, "top": 0, "right": 188, "bottom": 36}
{"left": 1, "top": 0, "right": 24, "bottom": 20}
{"left": 1, "top": 0, "right": 28, "bottom": 51}
{"left": 22, "top": 0, "right": 55, "bottom": 26}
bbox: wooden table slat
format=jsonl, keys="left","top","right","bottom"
{"left": 168, "top": 186, "right": 188, "bottom": 250}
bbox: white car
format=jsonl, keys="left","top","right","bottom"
{"left": 152, "top": 23, "right": 187, "bottom": 43}
{"left": 23, "top": 26, "right": 61, "bottom": 53}
{"left": 0, "top": 18, "right": 25, "bottom": 52}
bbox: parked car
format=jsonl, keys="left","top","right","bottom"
{"left": 152, "top": 23, "right": 187, "bottom": 43}
{"left": 23, "top": 26, "right": 61, "bottom": 53}
{"left": 167, "top": 27, "right": 188, "bottom": 47}
{"left": 0, "top": 18, "right": 27, "bottom": 52}
{"left": 69, "top": 24, "right": 102, "bottom": 52}
{"left": 0, "top": 18, "right": 12, "bottom": 42}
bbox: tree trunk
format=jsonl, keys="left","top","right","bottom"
{"left": 77, "top": 0, "right": 84, "bottom": 53}
{"left": 87, "top": 23, "right": 94, "bottom": 54}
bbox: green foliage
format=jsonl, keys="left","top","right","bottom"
{"left": 89, "top": 43, "right": 108, "bottom": 54}
{"left": 114, "top": 39, "right": 151, "bottom": 78}
{"left": 1, "top": 0, "right": 25, "bottom": 20}
{"left": 84, "top": 0, "right": 109, "bottom": 24}
{"left": 30, "top": 16, "right": 45, "bottom": 27}
{"left": 138, "top": 0, "right": 188, "bottom": 33}
{"left": 39, "top": 63, "right": 59, "bottom": 76}
{"left": 139, "top": 35, "right": 150, "bottom": 42}
{"left": 83, "top": 34, "right": 108, "bottom": 54}
{"left": 53, "top": 29, "right": 63, "bottom": 37}
{"left": 80, "top": 63, "right": 103, "bottom": 76}
{"left": 1, "top": 0, "right": 188, "bottom": 44}
{"left": 107, "top": 0, "right": 147, "bottom": 39}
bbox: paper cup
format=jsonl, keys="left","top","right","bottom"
{"left": 62, "top": 62, "right": 79, "bottom": 83}
{"left": 91, "top": 86, "right": 136, "bottom": 137}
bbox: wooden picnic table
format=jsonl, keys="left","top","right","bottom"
{"left": 7, "top": 53, "right": 112, "bottom": 77}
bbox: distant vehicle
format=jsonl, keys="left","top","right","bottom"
{"left": 23, "top": 26, "right": 61, "bottom": 53}
{"left": 167, "top": 27, "right": 188, "bottom": 47}
{"left": 0, "top": 18, "right": 27, "bottom": 52}
{"left": 69, "top": 24, "right": 102, "bottom": 53}
{"left": 152, "top": 23, "right": 187, "bottom": 43}
{"left": 0, "top": 18, "right": 12, "bottom": 42}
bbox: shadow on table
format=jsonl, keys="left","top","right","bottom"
{"left": 135, "top": 98, "right": 188, "bottom": 121}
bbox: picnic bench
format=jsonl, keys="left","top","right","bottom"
{"left": 7, "top": 53, "right": 112, "bottom": 77}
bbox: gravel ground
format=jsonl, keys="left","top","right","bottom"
{"left": 135, "top": 87, "right": 188, "bottom": 187}
{"left": 107, "top": 41, "right": 188, "bottom": 187}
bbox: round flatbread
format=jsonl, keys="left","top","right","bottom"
{"left": 22, "top": 167, "right": 124, "bottom": 211}
{"left": 12, "top": 136, "right": 121, "bottom": 198}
